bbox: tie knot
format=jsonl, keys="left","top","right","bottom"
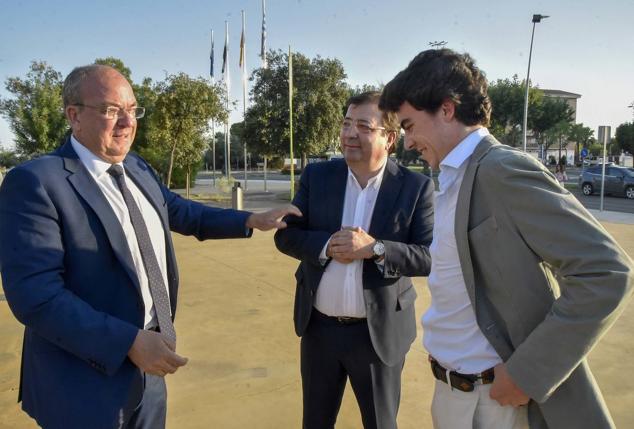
{"left": 107, "top": 164, "right": 125, "bottom": 178}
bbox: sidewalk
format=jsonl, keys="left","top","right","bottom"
{"left": 2, "top": 222, "right": 634, "bottom": 428}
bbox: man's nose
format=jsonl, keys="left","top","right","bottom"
{"left": 116, "top": 111, "right": 135, "bottom": 127}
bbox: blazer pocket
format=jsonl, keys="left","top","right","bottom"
{"left": 468, "top": 215, "right": 498, "bottom": 241}
{"left": 396, "top": 286, "right": 417, "bottom": 311}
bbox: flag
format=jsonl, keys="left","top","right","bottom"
{"left": 240, "top": 10, "right": 247, "bottom": 99}
{"left": 239, "top": 13, "right": 246, "bottom": 69}
{"left": 209, "top": 29, "right": 214, "bottom": 82}
{"left": 261, "top": 0, "right": 267, "bottom": 68}
{"left": 222, "top": 21, "right": 230, "bottom": 92}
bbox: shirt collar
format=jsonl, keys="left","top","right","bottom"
{"left": 348, "top": 158, "right": 388, "bottom": 191}
{"left": 70, "top": 134, "right": 123, "bottom": 179}
{"left": 440, "top": 127, "right": 490, "bottom": 171}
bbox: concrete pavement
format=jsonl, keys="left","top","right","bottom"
{"left": 1, "top": 219, "right": 634, "bottom": 428}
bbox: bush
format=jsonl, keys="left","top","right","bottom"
{"left": 268, "top": 156, "right": 284, "bottom": 170}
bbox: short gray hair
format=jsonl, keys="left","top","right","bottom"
{"left": 62, "top": 64, "right": 112, "bottom": 107}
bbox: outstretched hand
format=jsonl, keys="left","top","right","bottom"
{"left": 246, "top": 204, "right": 302, "bottom": 231}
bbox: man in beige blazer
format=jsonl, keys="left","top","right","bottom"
{"left": 379, "top": 48, "right": 633, "bottom": 429}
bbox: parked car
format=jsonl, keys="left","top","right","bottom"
{"left": 578, "top": 165, "right": 634, "bottom": 199}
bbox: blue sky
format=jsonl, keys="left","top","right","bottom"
{"left": 1, "top": 0, "right": 633, "bottom": 149}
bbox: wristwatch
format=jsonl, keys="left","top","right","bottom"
{"left": 371, "top": 240, "right": 385, "bottom": 261}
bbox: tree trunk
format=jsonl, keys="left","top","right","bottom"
{"left": 167, "top": 143, "right": 177, "bottom": 189}
{"left": 186, "top": 165, "right": 191, "bottom": 199}
{"left": 301, "top": 152, "right": 307, "bottom": 170}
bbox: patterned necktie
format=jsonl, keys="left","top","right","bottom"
{"left": 107, "top": 164, "right": 177, "bottom": 344}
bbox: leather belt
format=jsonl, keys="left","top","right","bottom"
{"left": 313, "top": 309, "right": 367, "bottom": 325}
{"left": 429, "top": 356, "right": 495, "bottom": 392}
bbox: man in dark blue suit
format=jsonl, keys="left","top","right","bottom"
{"left": 275, "top": 92, "right": 434, "bottom": 429}
{"left": 0, "top": 64, "right": 299, "bottom": 429}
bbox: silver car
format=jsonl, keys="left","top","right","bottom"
{"left": 578, "top": 165, "right": 634, "bottom": 199}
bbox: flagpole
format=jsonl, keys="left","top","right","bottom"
{"left": 289, "top": 45, "right": 294, "bottom": 200}
{"left": 223, "top": 20, "right": 231, "bottom": 179}
{"left": 261, "top": 0, "right": 268, "bottom": 193}
{"left": 240, "top": 10, "right": 248, "bottom": 190}
{"left": 210, "top": 29, "right": 216, "bottom": 188}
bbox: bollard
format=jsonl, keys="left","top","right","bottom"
{"left": 231, "top": 182, "right": 243, "bottom": 210}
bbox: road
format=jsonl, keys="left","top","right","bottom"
{"left": 196, "top": 170, "right": 634, "bottom": 214}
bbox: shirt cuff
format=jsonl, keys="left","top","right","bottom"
{"left": 318, "top": 238, "right": 331, "bottom": 266}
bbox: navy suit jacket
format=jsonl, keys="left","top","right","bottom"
{"left": 0, "top": 140, "right": 251, "bottom": 429}
{"left": 274, "top": 159, "right": 434, "bottom": 365}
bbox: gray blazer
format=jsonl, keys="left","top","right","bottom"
{"left": 274, "top": 158, "right": 434, "bottom": 366}
{"left": 457, "top": 135, "right": 634, "bottom": 428}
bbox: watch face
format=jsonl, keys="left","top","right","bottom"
{"left": 373, "top": 241, "right": 385, "bottom": 256}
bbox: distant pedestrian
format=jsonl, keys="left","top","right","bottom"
{"left": 555, "top": 165, "right": 568, "bottom": 185}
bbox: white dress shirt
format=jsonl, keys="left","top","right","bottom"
{"left": 314, "top": 161, "right": 387, "bottom": 318}
{"left": 71, "top": 136, "right": 170, "bottom": 328}
{"left": 422, "top": 128, "right": 502, "bottom": 374}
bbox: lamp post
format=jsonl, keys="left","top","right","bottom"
{"left": 628, "top": 101, "right": 634, "bottom": 121}
{"left": 522, "top": 14, "right": 550, "bottom": 154}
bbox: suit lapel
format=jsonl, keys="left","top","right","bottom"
{"left": 327, "top": 160, "right": 348, "bottom": 230}
{"left": 455, "top": 136, "right": 498, "bottom": 306}
{"left": 123, "top": 156, "right": 168, "bottom": 231}
{"left": 369, "top": 159, "right": 402, "bottom": 237}
{"left": 60, "top": 141, "right": 141, "bottom": 295}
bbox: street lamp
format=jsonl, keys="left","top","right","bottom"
{"left": 522, "top": 14, "right": 550, "bottom": 154}
{"left": 628, "top": 101, "right": 634, "bottom": 121}
{"left": 428, "top": 41, "right": 447, "bottom": 49}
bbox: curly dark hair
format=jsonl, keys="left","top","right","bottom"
{"left": 379, "top": 49, "right": 491, "bottom": 126}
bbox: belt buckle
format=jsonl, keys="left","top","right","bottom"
{"left": 336, "top": 316, "right": 355, "bottom": 324}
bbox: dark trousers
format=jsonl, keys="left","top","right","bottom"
{"left": 301, "top": 311, "right": 405, "bottom": 429}
{"left": 122, "top": 373, "right": 167, "bottom": 429}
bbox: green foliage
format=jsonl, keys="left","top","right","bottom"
{"left": 568, "top": 123, "right": 594, "bottom": 163}
{"left": 531, "top": 97, "right": 573, "bottom": 150}
{"left": 0, "top": 148, "right": 21, "bottom": 168}
{"left": 148, "top": 73, "right": 226, "bottom": 188}
{"left": 488, "top": 75, "right": 542, "bottom": 147}
{"left": 94, "top": 57, "right": 132, "bottom": 82}
{"left": 489, "top": 77, "right": 573, "bottom": 152}
{"left": 614, "top": 122, "right": 634, "bottom": 154}
{"left": 244, "top": 49, "right": 348, "bottom": 166}
{"left": 394, "top": 135, "right": 419, "bottom": 165}
{"left": 0, "top": 61, "right": 68, "bottom": 157}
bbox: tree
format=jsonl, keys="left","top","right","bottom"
{"left": 0, "top": 61, "right": 67, "bottom": 157}
{"left": 568, "top": 123, "right": 594, "bottom": 163}
{"left": 614, "top": 122, "right": 634, "bottom": 154}
{"left": 394, "top": 135, "right": 419, "bottom": 165}
{"left": 148, "top": 73, "right": 226, "bottom": 188}
{"left": 94, "top": 57, "right": 133, "bottom": 82}
{"left": 244, "top": 49, "right": 349, "bottom": 168}
{"left": 531, "top": 96, "right": 573, "bottom": 157}
{"left": 0, "top": 148, "right": 21, "bottom": 168}
{"left": 488, "top": 76, "right": 542, "bottom": 147}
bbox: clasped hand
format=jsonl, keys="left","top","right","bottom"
{"left": 327, "top": 226, "right": 375, "bottom": 264}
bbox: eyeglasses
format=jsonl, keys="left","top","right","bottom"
{"left": 341, "top": 119, "right": 385, "bottom": 134}
{"left": 74, "top": 104, "right": 145, "bottom": 120}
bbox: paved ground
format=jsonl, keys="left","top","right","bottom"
{"left": 1, "top": 191, "right": 633, "bottom": 428}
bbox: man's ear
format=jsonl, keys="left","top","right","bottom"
{"left": 386, "top": 130, "right": 397, "bottom": 152}
{"left": 440, "top": 99, "right": 456, "bottom": 122}
{"left": 65, "top": 105, "right": 80, "bottom": 129}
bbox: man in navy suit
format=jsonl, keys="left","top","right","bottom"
{"left": 0, "top": 64, "right": 299, "bottom": 429}
{"left": 274, "top": 92, "right": 434, "bottom": 429}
